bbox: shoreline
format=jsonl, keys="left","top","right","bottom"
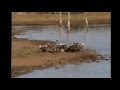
{"left": 12, "top": 38, "right": 102, "bottom": 77}
{"left": 12, "top": 22, "right": 111, "bottom": 26}
{"left": 12, "top": 24, "right": 111, "bottom": 27}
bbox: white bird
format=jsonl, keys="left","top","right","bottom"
{"left": 59, "top": 42, "right": 65, "bottom": 46}
{"left": 81, "top": 42, "right": 85, "bottom": 46}
{"left": 60, "top": 48, "right": 65, "bottom": 52}
{"left": 47, "top": 43, "right": 50, "bottom": 45}
{"left": 44, "top": 45, "right": 48, "bottom": 47}
{"left": 39, "top": 45, "right": 42, "bottom": 48}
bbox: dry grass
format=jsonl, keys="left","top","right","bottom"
{"left": 11, "top": 38, "right": 101, "bottom": 77}
{"left": 12, "top": 12, "right": 111, "bottom": 25}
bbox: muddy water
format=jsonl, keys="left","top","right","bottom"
{"left": 13, "top": 25, "right": 111, "bottom": 78}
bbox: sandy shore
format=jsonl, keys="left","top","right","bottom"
{"left": 11, "top": 38, "right": 102, "bottom": 77}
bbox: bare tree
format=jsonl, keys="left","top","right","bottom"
{"left": 67, "top": 12, "right": 70, "bottom": 30}
{"left": 85, "top": 12, "right": 89, "bottom": 30}
{"left": 59, "top": 12, "right": 62, "bottom": 26}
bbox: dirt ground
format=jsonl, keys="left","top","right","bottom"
{"left": 11, "top": 38, "right": 102, "bottom": 77}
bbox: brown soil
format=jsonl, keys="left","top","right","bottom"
{"left": 11, "top": 38, "right": 102, "bottom": 77}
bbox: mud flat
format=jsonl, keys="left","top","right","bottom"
{"left": 12, "top": 38, "right": 102, "bottom": 77}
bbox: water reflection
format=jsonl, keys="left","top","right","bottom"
{"left": 67, "top": 30, "right": 70, "bottom": 41}
{"left": 86, "top": 26, "right": 89, "bottom": 31}
{"left": 85, "top": 27, "right": 89, "bottom": 45}
{"left": 59, "top": 26, "right": 63, "bottom": 42}
{"left": 58, "top": 26, "right": 72, "bottom": 46}
{"left": 66, "top": 27, "right": 71, "bottom": 46}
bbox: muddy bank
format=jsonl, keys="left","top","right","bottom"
{"left": 11, "top": 38, "right": 102, "bottom": 77}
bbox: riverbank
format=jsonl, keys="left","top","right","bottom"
{"left": 11, "top": 38, "right": 102, "bottom": 77}
{"left": 12, "top": 12, "right": 111, "bottom": 26}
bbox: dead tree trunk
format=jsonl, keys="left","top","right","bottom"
{"left": 85, "top": 12, "right": 89, "bottom": 30}
{"left": 59, "top": 12, "right": 62, "bottom": 26}
{"left": 67, "top": 12, "right": 70, "bottom": 30}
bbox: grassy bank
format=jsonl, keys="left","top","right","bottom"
{"left": 12, "top": 12, "right": 111, "bottom": 26}
{"left": 12, "top": 38, "right": 102, "bottom": 77}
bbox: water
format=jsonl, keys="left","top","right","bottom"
{"left": 16, "top": 61, "right": 110, "bottom": 78}
{"left": 13, "top": 25, "right": 111, "bottom": 78}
